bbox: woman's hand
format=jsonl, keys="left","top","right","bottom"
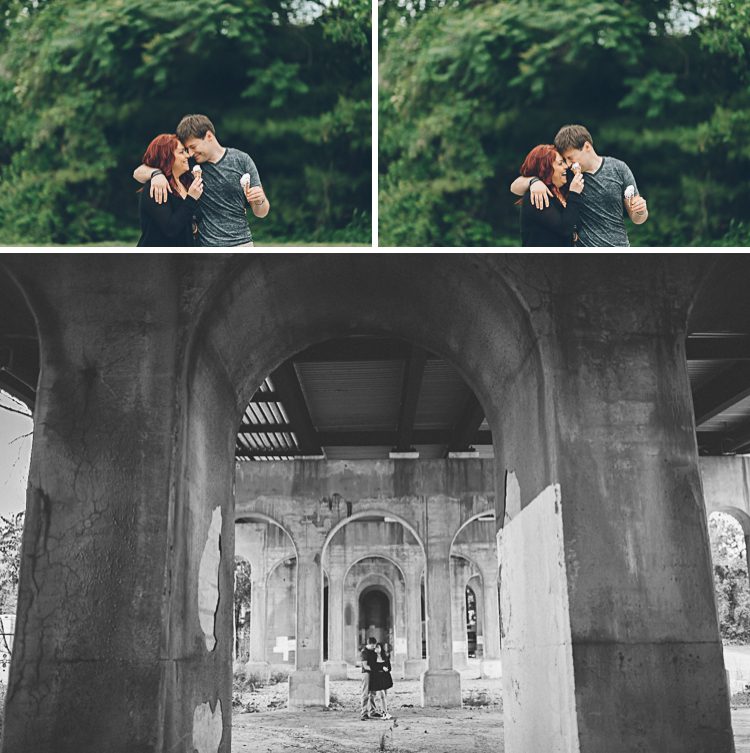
{"left": 188, "top": 176, "right": 204, "bottom": 201}
{"left": 569, "top": 173, "right": 585, "bottom": 194}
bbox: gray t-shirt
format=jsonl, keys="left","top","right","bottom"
{"left": 575, "top": 156, "right": 638, "bottom": 247}
{"left": 192, "top": 147, "right": 261, "bottom": 247}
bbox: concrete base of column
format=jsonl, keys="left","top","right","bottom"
{"left": 324, "top": 661, "right": 349, "bottom": 680}
{"left": 402, "top": 659, "right": 426, "bottom": 679}
{"left": 289, "top": 670, "right": 330, "bottom": 709}
{"left": 421, "top": 669, "right": 462, "bottom": 707}
{"left": 244, "top": 661, "right": 271, "bottom": 681}
{"left": 480, "top": 658, "right": 502, "bottom": 679}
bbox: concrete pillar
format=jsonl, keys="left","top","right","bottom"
{"left": 393, "top": 571, "right": 408, "bottom": 670}
{"left": 324, "top": 564, "right": 348, "bottom": 680}
{"left": 480, "top": 571, "right": 502, "bottom": 679}
{"left": 245, "top": 571, "right": 270, "bottom": 678}
{"left": 1, "top": 258, "right": 236, "bottom": 753}
{"left": 421, "top": 519, "right": 461, "bottom": 707}
{"left": 403, "top": 567, "right": 425, "bottom": 678}
{"left": 289, "top": 549, "right": 329, "bottom": 709}
{"left": 501, "top": 319, "right": 735, "bottom": 752}
{"left": 451, "top": 560, "right": 468, "bottom": 670}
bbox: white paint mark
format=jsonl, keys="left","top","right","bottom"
{"left": 199, "top": 506, "right": 222, "bottom": 651}
{"left": 192, "top": 698, "right": 223, "bottom": 753}
{"left": 272, "top": 635, "right": 296, "bottom": 661}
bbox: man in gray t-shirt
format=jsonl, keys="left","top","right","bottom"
{"left": 187, "top": 147, "right": 262, "bottom": 246}
{"left": 511, "top": 124, "right": 648, "bottom": 246}
{"left": 134, "top": 113, "right": 269, "bottom": 246}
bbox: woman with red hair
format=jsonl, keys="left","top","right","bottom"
{"left": 518, "top": 144, "right": 583, "bottom": 246}
{"left": 137, "top": 133, "right": 204, "bottom": 246}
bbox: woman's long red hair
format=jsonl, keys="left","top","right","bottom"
{"left": 141, "top": 134, "right": 192, "bottom": 195}
{"left": 519, "top": 144, "right": 567, "bottom": 206}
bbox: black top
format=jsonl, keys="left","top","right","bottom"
{"left": 520, "top": 190, "right": 582, "bottom": 247}
{"left": 369, "top": 654, "right": 393, "bottom": 691}
{"left": 137, "top": 180, "right": 197, "bottom": 247}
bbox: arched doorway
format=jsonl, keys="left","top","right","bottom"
{"left": 358, "top": 586, "right": 391, "bottom": 647}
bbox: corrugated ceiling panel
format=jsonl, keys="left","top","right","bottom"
{"left": 687, "top": 360, "right": 733, "bottom": 391}
{"left": 296, "top": 361, "right": 403, "bottom": 430}
{"left": 415, "top": 360, "right": 473, "bottom": 429}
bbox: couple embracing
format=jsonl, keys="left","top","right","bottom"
{"left": 360, "top": 636, "right": 393, "bottom": 721}
{"left": 135, "top": 113, "right": 270, "bottom": 247}
{"left": 512, "top": 123, "right": 648, "bottom": 247}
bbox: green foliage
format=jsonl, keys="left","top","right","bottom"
{"left": 0, "top": 0, "right": 371, "bottom": 245}
{"left": 0, "top": 512, "right": 23, "bottom": 614}
{"left": 379, "top": 0, "right": 750, "bottom": 246}
{"left": 710, "top": 512, "right": 750, "bottom": 643}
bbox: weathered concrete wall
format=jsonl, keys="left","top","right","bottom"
{"left": 700, "top": 456, "right": 750, "bottom": 528}
{"left": 547, "top": 260, "right": 733, "bottom": 753}
{"left": 2, "top": 257, "right": 184, "bottom": 753}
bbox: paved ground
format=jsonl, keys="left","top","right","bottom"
{"left": 232, "top": 675, "right": 750, "bottom": 752}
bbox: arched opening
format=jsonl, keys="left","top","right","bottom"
{"left": 358, "top": 587, "right": 391, "bottom": 648}
{"left": 466, "top": 584, "right": 478, "bottom": 659}
{"left": 709, "top": 510, "right": 750, "bottom": 643}
{"left": 234, "top": 516, "right": 297, "bottom": 679}
{"left": 0, "top": 266, "right": 37, "bottom": 687}
{"left": 206, "top": 253, "right": 543, "bottom": 740}
{"left": 450, "top": 512, "right": 500, "bottom": 678}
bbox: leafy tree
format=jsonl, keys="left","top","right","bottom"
{"left": 379, "top": 0, "right": 750, "bottom": 245}
{"left": 0, "top": 512, "right": 24, "bottom": 616}
{"left": 234, "top": 556, "right": 252, "bottom": 658}
{"left": 709, "top": 512, "right": 750, "bottom": 643}
{"left": 0, "top": 0, "right": 371, "bottom": 244}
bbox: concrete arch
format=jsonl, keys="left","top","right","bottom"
{"left": 710, "top": 506, "right": 750, "bottom": 537}
{"left": 235, "top": 513, "right": 299, "bottom": 559}
{"left": 267, "top": 555, "right": 297, "bottom": 582}
{"left": 450, "top": 551, "right": 482, "bottom": 587}
{"left": 187, "top": 255, "right": 552, "bottom": 515}
{"left": 450, "top": 510, "right": 496, "bottom": 551}
{"left": 324, "top": 510, "right": 425, "bottom": 558}
{"left": 344, "top": 553, "right": 407, "bottom": 585}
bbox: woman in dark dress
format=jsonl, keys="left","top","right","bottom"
{"left": 137, "top": 133, "right": 203, "bottom": 246}
{"left": 518, "top": 144, "right": 584, "bottom": 247}
{"left": 370, "top": 642, "right": 394, "bottom": 719}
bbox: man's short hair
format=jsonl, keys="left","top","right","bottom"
{"left": 554, "top": 124, "right": 594, "bottom": 153}
{"left": 367, "top": 636, "right": 376, "bottom": 645}
{"left": 176, "top": 114, "right": 216, "bottom": 142}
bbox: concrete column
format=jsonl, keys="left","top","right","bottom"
{"left": 451, "top": 560, "right": 468, "bottom": 670}
{"left": 403, "top": 567, "right": 425, "bottom": 678}
{"left": 502, "top": 318, "right": 734, "bottom": 752}
{"left": 480, "top": 571, "right": 502, "bottom": 679}
{"left": 422, "top": 519, "right": 461, "bottom": 707}
{"left": 324, "top": 564, "right": 348, "bottom": 680}
{"left": 245, "top": 571, "right": 270, "bottom": 678}
{"left": 289, "top": 549, "right": 329, "bottom": 708}
{"left": 393, "top": 572, "right": 408, "bottom": 671}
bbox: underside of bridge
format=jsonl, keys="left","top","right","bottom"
{"left": 0, "top": 252, "right": 748, "bottom": 753}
